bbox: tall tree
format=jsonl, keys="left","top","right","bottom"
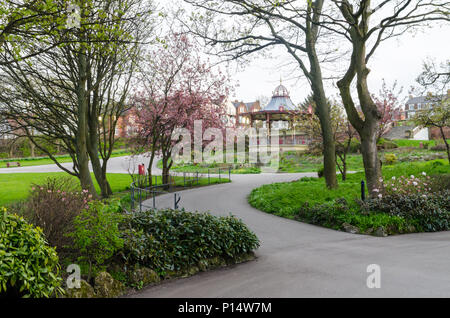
{"left": 182, "top": 0, "right": 339, "bottom": 189}
{"left": 0, "top": 0, "right": 155, "bottom": 196}
{"left": 130, "top": 34, "right": 228, "bottom": 185}
{"left": 331, "top": 0, "right": 449, "bottom": 195}
{"left": 372, "top": 79, "right": 403, "bottom": 141}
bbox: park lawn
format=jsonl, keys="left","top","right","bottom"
{"left": 157, "top": 158, "right": 261, "bottom": 174}
{"left": 0, "top": 172, "right": 229, "bottom": 206}
{"left": 393, "top": 139, "right": 449, "bottom": 147}
{"left": 0, "top": 173, "right": 133, "bottom": 206}
{"left": 0, "top": 150, "right": 131, "bottom": 168}
{"left": 248, "top": 159, "right": 450, "bottom": 219}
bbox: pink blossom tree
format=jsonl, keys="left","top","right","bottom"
{"left": 372, "top": 79, "right": 403, "bottom": 141}
{"left": 130, "top": 34, "right": 229, "bottom": 185}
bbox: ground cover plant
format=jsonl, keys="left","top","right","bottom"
{"left": 249, "top": 160, "right": 450, "bottom": 236}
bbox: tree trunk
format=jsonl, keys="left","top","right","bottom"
{"left": 162, "top": 156, "right": 170, "bottom": 187}
{"left": 147, "top": 152, "right": 155, "bottom": 187}
{"left": 314, "top": 95, "right": 337, "bottom": 189}
{"left": 360, "top": 126, "right": 382, "bottom": 196}
{"left": 305, "top": 4, "right": 337, "bottom": 189}
{"left": 76, "top": 50, "right": 97, "bottom": 197}
{"left": 87, "top": 135, "right": 112, "bottom": 198}
{"left": 440, "top": 126, "right": 450, "bottom": 164}
{"left": 29, "top": 139, "right": 35, "bottom": 157}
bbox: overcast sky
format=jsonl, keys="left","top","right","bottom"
{"left": 163, "top": 1, "right": 449, "bottom": 108}
{"left": 232, "top": 23, "right": 450, "bottom": 106}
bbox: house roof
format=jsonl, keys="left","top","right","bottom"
{"left": 406, "top": 95, "right": 444, "bottom": 105}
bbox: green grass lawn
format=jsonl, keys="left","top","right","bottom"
{"left": 278, "top": 142, "right": 448, "bottom": 173}
{"left": 248, "top": 160, "right": 450, "bottom": 218}
{"left": 0, "top": 150, "right": 131, "bottom": 168}
{"left": 393, "top": 139, "right": 449, "bottom": 147}
{"left": 162, "top": 138, "right": 448, "bottom": 174}
{"left": 0, "top": 172, "right": 229, "bottom": 206}
{"left": 157, "top": 159, "right": 261, "bottom": 174}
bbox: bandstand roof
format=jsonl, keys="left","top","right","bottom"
{"left": 263, "top": 84, "right": 297, "bottom": 111}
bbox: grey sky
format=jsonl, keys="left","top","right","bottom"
{"left": 164, "top": 0, "right": 449, "bottom": 108}
{"left": 232, "top": 23, "right": 450, "bottom": 107}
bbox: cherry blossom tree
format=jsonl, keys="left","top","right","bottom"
{"left": 130, "top": 34, "right": 229, "bottom": 185}
{"left": 372, "top": 79, "right": 403, "bottom": 141}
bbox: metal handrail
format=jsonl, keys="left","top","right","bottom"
{"left": 130, "top": 168, "right": 232, "bottom": 212}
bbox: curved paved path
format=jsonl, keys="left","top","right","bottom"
{"left": 2, "top": 156, "right": 450, "bottom": 297}
{"left": 128, "top": 172, "right": 450, "bottom": 298}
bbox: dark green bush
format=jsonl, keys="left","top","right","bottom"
{"left": 361, "top": 190, "right": 450, "bottom": 232}
{"left": 0, "top": 207, "right": 63, "bottom": 298}
{"left": 428, "top": 174, "right": 450, "bottom": 192}
{"left": 317, "top": 166, "right": 324, "bottom": 178}
{"left": 121, "top": 209, "right": 259, "bottom": 273}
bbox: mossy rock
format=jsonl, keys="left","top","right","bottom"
{"left": 207, "top": 256, "right": 227, "bottom": 269}
{"left": 164, "top": 270, "right": 183, "bottom": 279}
{"left": 64, "top": 280, "right": 96, "bottom": 298}
{"left": 94, "top": 272, "right": 125, "bottom": 298}
{"left": 186, "top": 266, "right": 200, "bottom": 276}
{"left": 234, "top": 252, "right": 256, "bottom": 264}
{"left": 198, "top": 260, "right": 209, "bottom": 272}
{"left": 129, "top": 267, "right": 160, "bottom": 286}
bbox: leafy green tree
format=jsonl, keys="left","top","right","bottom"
{"left": 0, "top": 0, "right": 155, "bottom": 197}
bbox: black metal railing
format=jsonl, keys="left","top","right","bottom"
{"left": 130, "top": 168, "right": 231, "bottom": 212}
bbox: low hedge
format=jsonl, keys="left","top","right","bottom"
{"left": 120, "top": 209, "right": 260, "bottom": 274}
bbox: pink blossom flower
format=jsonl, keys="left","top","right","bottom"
{"left": 378, "top": 194, "right": 383, "bottom": 199}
